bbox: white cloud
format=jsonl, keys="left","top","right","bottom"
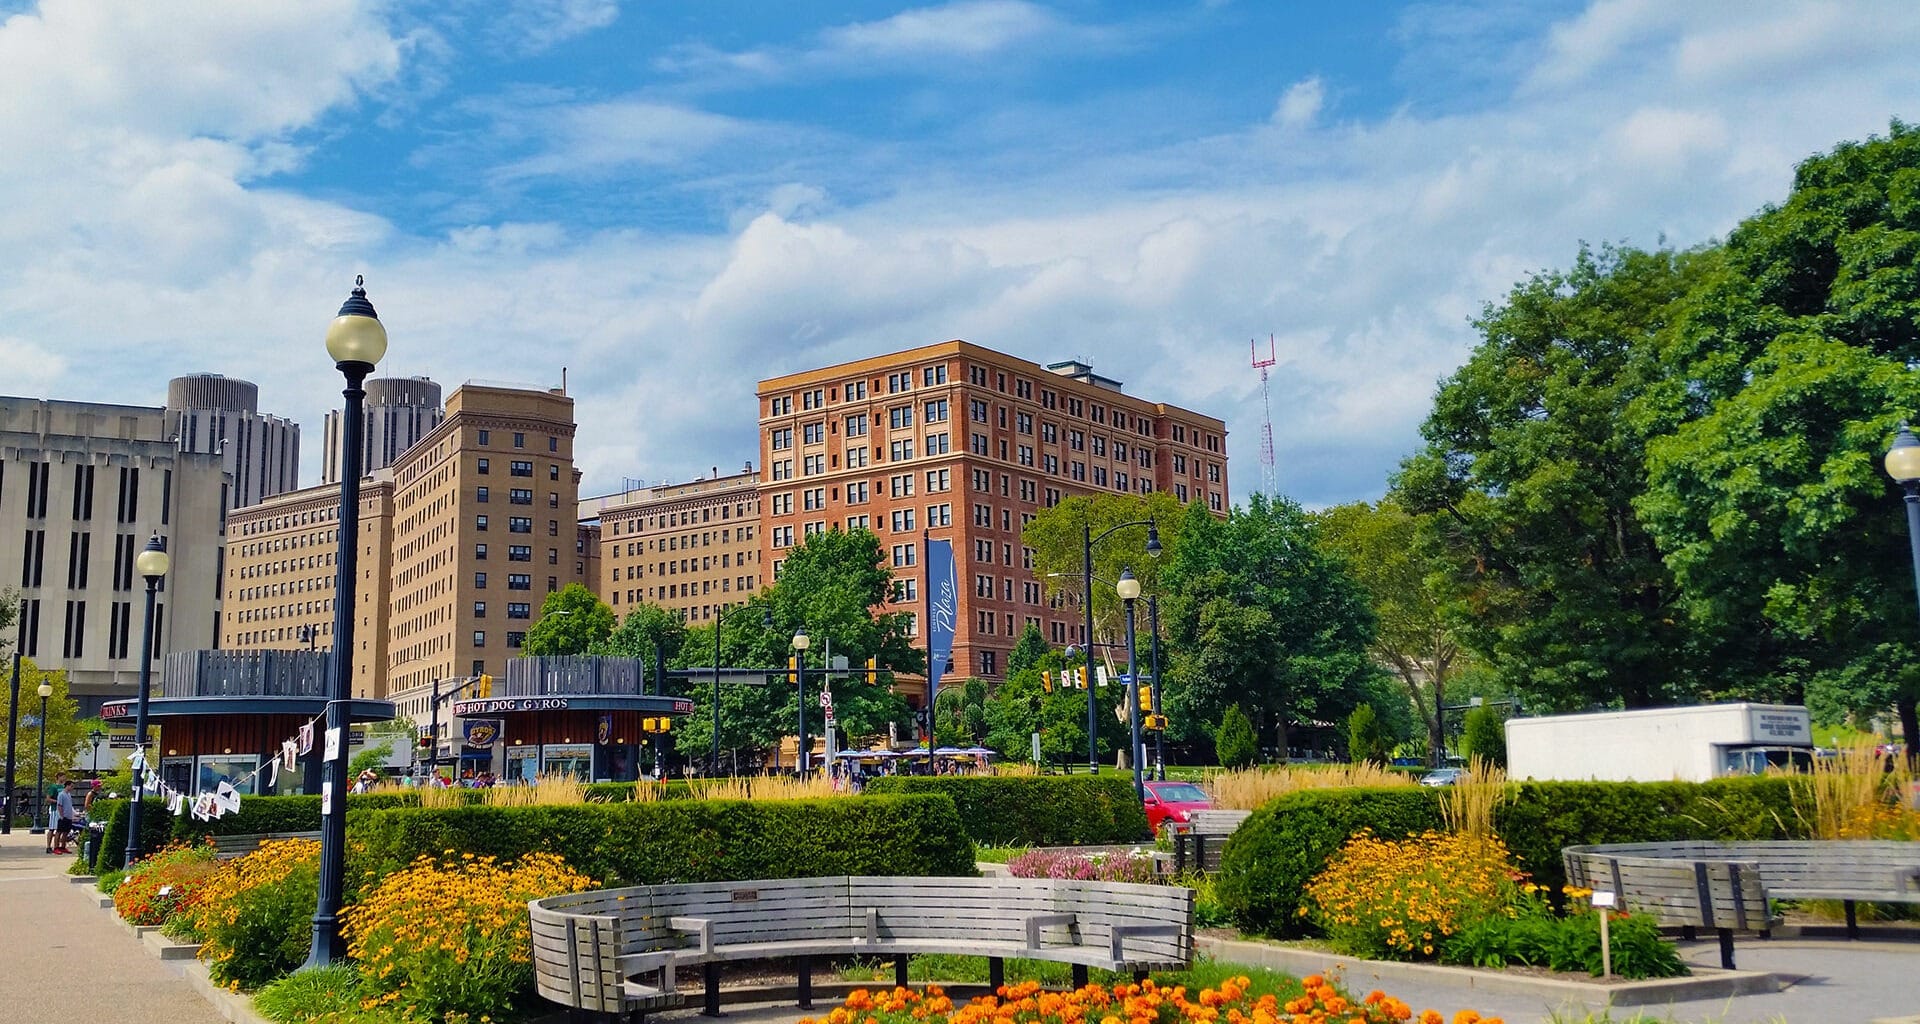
{"left": 1273, "top": 77, "right": 1324, "bottom": 128}
{"left": 4, "top": 1, "right": 1920, "bottom": 512}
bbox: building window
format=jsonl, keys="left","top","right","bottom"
{"left": 845, "top": 414, "right": 868, "bottom": 437}
{"left": 847, "top": 481, "right": 869, "bottom": 503}
{"left": 924, "top": 399, "right": 948, "bottom": 423}
{"left": 510, "top": 460, "right": 533, "bottom": 476}
{"left": 509, "top": 573, "right": 531, "bottom": 590}
{"left": 506, "top": 631, "right": 526, "bottom": 649}
{"left": 926, "top": 503, "right": 951, "bottom": 527}
{"left": 923, "top": 365, "right": 947, "bottom": 386}
{"left": 476, "top": 486, "right": 489, "bottom": 503}
{"left": 475, "top": 543, "right": 488, "bottom": 559}
{"left": 803, "top": 454, "right": 826, "bottom": 475}
{"left": 889, "top": 440, "right": 914, "bottom": 462}
{"left": 925, "top": 433, "right": 950, "bottom": 456}
{"left": 550, "top": 436, "right": 559, "bottom": 452}
{"left": 475, "top": 514, "right": 489, "bottom": 531}
{"left": 478, "top": 429, "right": 491, "bottom": 445}
{"left": 509, "top": 517, "right": 533, "bottom": 533}
{"left": 472, "top": 631, "right": 486, "bottom": 647}
{"left": 981, "top": 650, "right": 998, "bottom": 675}
{"left": 508, "top": 545, "right": 532, "bottom": 561}
{"left": 770, "top": 395, "right": 792, "bottom": 416}
{"left": 803, "top": 422, "right": 825, "bottom": 444}
{"left": 771, "top": 427, "right": 793, "bottom": 451}
{"left": 473, "top": 601, "right": 487, "bottom": 617}
{"left": 890, "top": 508, "right": 916, "bottom": 532}
{"left": 508, "top": 602, "right": 531, "bottom": 619}
{"left": 474, "top": 571, "right": 487, "bottom": 588}
{"left": 477, "top": 457, "right": 490, "bottom": 474}
{"left": 513, "top": 432, "right": 526, "bottom": 448}
{"left": 889, "top": 405, "right": 912, "bottom": 429}
{"left": 510, "top": 488, "right": 533, "bottom": 504}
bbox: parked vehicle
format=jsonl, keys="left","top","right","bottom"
{"left": 1419, "top": 767, "right": 1465, "bottom": 787}
{"left": 1506, "top": 703, "right": 1813, "bottom": 783}
{"left": 1142, "top": 780, "right": 1212, "bottom": 834}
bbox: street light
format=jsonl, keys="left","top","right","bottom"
{"left": 298, "top": 624, "right": 318, "bottom": 650}
{"left": 1886, "top": 423, "right": 1920, "bottom": 766}
{"left": 713, "top": 604, "right": 773, "bottom": 776}
{"left": 31, "top": 680, "right": 52, "bottom": 834}
{"left": 791, "top": 629, "right": 811, "bottom": 776}
{"left": 1148, "top": 594, "right": 1165, "bottom": 781}
{"left": 89, "top": 729, "right": 105, "bottom": 776}
{"left": 123, "top": 533, "right": 170, "bottom": 860}
{"left": 1117, "top": 568, "right": 1145, "bottom": 801}
{"left": 1080, "top": 518, "right": 1159, "bottom": 770}
{"left": 306, "top": 275, "right": 387, "bottom": 970}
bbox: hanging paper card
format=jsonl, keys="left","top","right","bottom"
{"left": 283, "top": 740, "right": 299, "bottom": 772}
{"left": 267, "top": 758, "right": 279, "bottom": 788}
{"left": 298, "top": 722, "right": 315, "bottom": 755}
{"left": 129, "top": 749, "right": 147, "bottom": 771}
{"left": 324, "top": 726, "right": 342, "bottom": 762}
{"left": 321, "top": 780, "right": 335, "bottom": 816}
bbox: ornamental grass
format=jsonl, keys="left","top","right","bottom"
{"left": 341, "top": 850, "right": 596, "bottom": 1021}
{"left": 113, "top": 840, "right": 220, "bottom": 926}
{"left": 1205, "top": 764, "right": 1413, "bottom": 810}
{"left": 483, "top": 773, "right": 587, "bottom": 807}
{"left": 1438, "top": 758, "right": 1505, "bottom": 843}
{"left": 1302, "top": 830, "right": 1520, "bottom": 960}
{"left": 798, "top": 976, "right": 1498, "bottom": 1024}
{"left": 1795, "top": 739, "right": 1919, "bottom": 840}
{"left": 690, "top": 775, "right": 846, "bottom": 801}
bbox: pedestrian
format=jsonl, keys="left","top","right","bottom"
{"left": 44, "top": 773, "right": 68, "bottom": 852}
{"left": 51, "top": 780, "right": 78, "bottom": 855}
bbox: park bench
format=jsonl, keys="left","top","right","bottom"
{"left": 1563, "top": 840, "right": 1920, "bottom": 968}
{"left": 1170, "top": 809, "right": 1249, "bottom": 874}
{"left": 529, "top": 875, "right": 1194, "bottom": 1020}
{"left": 210, "top": 830, "right": 321, "bottom": 859}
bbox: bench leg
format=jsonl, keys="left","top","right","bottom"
{"left": 797, "top": 956, "right": 813, "bottom": 1009}
{"left": 1845, "top": 900, "right": 1859, "bottom": 940}
{"left": 988, "top": 958, "right": 1005, "bottom": 993}
{"left": 895, "top": 956, "right": 910, "bottom": 989}
{"left": 1133, "top": 970, "right": 1148, "bottom": 985}
{"left": 1717, "top": 929, "right": 1735, "bottom": 971}
{"left": 1072, "top": 965, "right": 1089, "bottom": 990}
{"left": 703, "top": 963, "right": 722, "bottom": 1017}
{"left": 1681, "top": 926, "right": 1696, "bottom": 942}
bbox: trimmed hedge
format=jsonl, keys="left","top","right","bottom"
{"left": 862, "top": 775, "right": 1151, "bottom": 846}
{"left": 1216, "top": 776, "right": 1806, "bottom": 937}
{"left": 90, "top": 798, "right": 175, "bottom": 873}
{"left": 347, "top": 793, "right": 977, "bottom": 887}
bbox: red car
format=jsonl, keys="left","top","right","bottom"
{"left": 1142, "top": 780, "right": 1212, "bottom": 835}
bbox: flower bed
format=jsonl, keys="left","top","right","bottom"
{"left": 798, "top": 976, "right": 1498, "bottom": 1024}
{"left": 1006, "top": 848, "right": 1157, "bottom": 883}
{"left": 112, "top": 841, "right": 220, "bottom": 926}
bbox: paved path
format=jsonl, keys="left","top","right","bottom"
{"left": 0, "top": 828, "right": 224, "bottom": 1024}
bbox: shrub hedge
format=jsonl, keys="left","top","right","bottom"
{"left": 347, "top": 793, "right": 977, "bottom": 886}
{"left": 863, "top": 775, "right": 1149, "bottom": 845}
{"left": 91, "top": 798, "right": 175, "bottom": 873}
{"left": 1216, "top": 776, "right": 1805, "bottom": 937}
{"left": 93, "top": 792, "right": 432, "bottom": 872}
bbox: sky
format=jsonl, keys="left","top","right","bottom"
{"left": 1, "top": 1, "right": 1916, "bottom": 509}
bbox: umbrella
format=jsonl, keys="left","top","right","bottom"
{"left": 933, "top": 746, "right": 966, "bottom": 756}
{"left": 961, "top": 746, "right": 995, "bottom": 757}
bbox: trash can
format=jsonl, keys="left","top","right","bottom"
{"left": 81, "top": 828, "right": 99, "bottom": 870}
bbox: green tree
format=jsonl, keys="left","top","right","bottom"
{"left": 934, "top": 677, "right": 989, "bottom": 747}
{"left": 524, "top": 584, "right": 616, "bottom": 655}
{"left": 1215, "top": 705, "right": 1257, "bottom": 769}
{"left": 1023, "top": 492, "right": 1189, "bottom": 653}
{"left": 1007, "top": 623, "right": 1050, "bottom": 676}
{"left": 1161, "top": 494, "right": 1380, "bottom": 756}
{"left": 1635, "top": 122, "right": 1920, "bottom": 756}
{"left": 1346, "top": 702, "right": 1389, "bottom": 766}
{"left": 0, "top": 657, "right": 86, "bottom": 786}
{"left": 1393, "top": 244, "right": 1710, "bottom": 711}
{"left": 1460, "top": 704, "right": 1507, "bottom": 767}
{"left": 1315, "top": 500, "right": 1468, "bottom": 766}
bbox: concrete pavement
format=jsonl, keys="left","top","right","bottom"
{"left": 0, "top": 827, "right": 225, "bottom": 1024}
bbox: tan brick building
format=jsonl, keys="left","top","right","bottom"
{"left": 222, "top": 471, "right": 393, "bottom": 697}
{"left": 586, "top": 467, "right": 763, "bottom": 624}
{"left": 221, "top": 382, "right": 586, "bottom": 710}
{"left": 757, "top": 341, "right": 1227, "bottom": 681}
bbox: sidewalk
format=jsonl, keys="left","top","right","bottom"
{"left": 0, "top": 828, "right": 224, "bottom": 1024}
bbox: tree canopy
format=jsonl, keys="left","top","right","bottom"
{"left": 1023, "top": 492, "right": 1189, "bottom": 655}
{"left": 525, "top": 584, "right": 616, "bottom": 655}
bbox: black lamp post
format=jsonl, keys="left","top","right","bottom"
{"left": 1080, "top": 518, "right": 1159, "bottom": 770}
{"left": 712, "top": 604, "right": 772, "bottom": 776}
{"left": 304, "top": 275, "right": 387, "bottom": 969}
{"left": 88, "top": 729, "right": 104, "bottom": 776}
{"left": 1884, "top": 423, "right": 1920, "bottom": 763}
{"left": 299, "top": 624, "right": 318, "bottom": 650}
{"left": 1117, "top": 568, "right": 1144, "bottom": 801}
{"left": 30, "top": 680, "right": 51, "bottom": 834}
{"left": 791, "top": 629, "right": 810, "bottom": 776}
{"left": 123, "top": 533, "right": 171, "bottom": 861}
{"left": 3, "top": 618, "right": 21, "bottom": 834}
{"left": 1148, "top": 594, "right": 1165, "bottom": 781}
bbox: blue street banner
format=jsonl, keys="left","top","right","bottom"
{"left": 462, "top": 719, "right": 502, "bottom": 747}
{"left": 924, "top": 535, "right": 958, "bottom": 731}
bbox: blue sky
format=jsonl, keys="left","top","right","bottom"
{"left": 1, "top": 0, "right": 1916, "bottom": 508}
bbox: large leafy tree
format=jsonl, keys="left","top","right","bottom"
{"left": 1636, "top": 123, "right": 1920, "bottom": 756}
{"left": 1160, "top": 494, "right": 1380, "bottom": 756}
{"left": 1023, "top": 492, "right": 1189, "bottom": 660}
{"left": 980, "top": 649, "right": 1126, "bottom": 763}
{"left": 1314, "top": 499, "right": 1467, "bottom": 765}
{"left": 525, "top": 584, "right": 616, "bottom": 655}
{"left": 1393, "top": 245, "right": 1710, "bottom": 711}
{"left": 1, "top": 657, "right": 86, "bottom": 786}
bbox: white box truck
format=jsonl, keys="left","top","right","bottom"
{"left": 1505, "top": 703, "right": 1813, "bottom": 783}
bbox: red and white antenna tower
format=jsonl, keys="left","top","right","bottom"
{"left": 1251, "top": 336, "right": 1277, "bottom": 496}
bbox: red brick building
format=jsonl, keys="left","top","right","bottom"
{"left": 757, "top": 340, "right": 1227, "bottom": 683}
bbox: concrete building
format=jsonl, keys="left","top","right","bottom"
{"left": 221, "top": 470, "right": 394, "bottom": 698}
{"left": 757, "top": 340, "right": 1227, "bottom": 681}
{"left": 164, "top": 373, "right": 300, "bottom": 510}
{"left": 0, "top": 396, "right": 228, "bottom": 713}
{"left": 322, "top": 376, "right": 445, "bottom": 484}
{"left": 585, "top": 466, "right": 763, "bottom": 625}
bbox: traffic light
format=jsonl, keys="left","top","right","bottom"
{"left": 416, "top": 730, "right": 433, "bottom": 750}
{"left": 1075, "top": 666, "right": 1090, "bottom": 690}
{"left": 865, "top": 657, "right": 880, "bottom": 683}
{"left": 787, "top": 656, "right": 799, "bottom": 682}
{"left": 1138, "top": 685, "right": 1153, "bottom": 712}
{"left": 641, "top": 717, "right": 673, "bottom": 733}
{"left": 1145, "top": 714, "right": 1168, "bottom": 731}
{"left": 477, "top": 673, "right": 493, "bottom": 695}
{"left": 1041, "top": 670, "right": 1054, "bottom": 694}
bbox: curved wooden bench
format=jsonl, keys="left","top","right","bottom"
{"left": 1563, "top": 840, "right": 1920, "bottom": 968}
{"left": 1172, "top": 809, "right": 1250, "bottom": 874}
{"left": 530, "top": 875, "right": 1194, "bottom": 1019}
